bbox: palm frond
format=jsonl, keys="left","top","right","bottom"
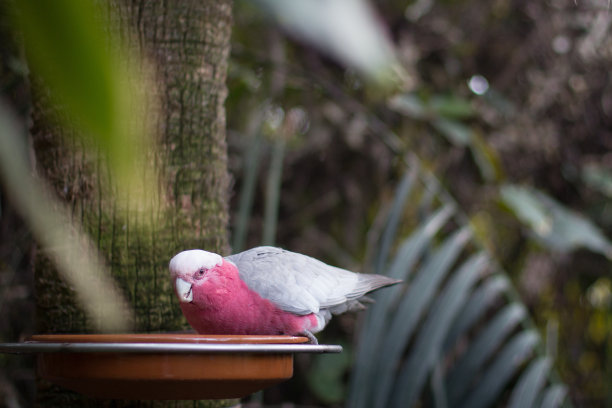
{"left": 508, "top": 357, "right": 553, "bottom": 408}
{"left": 348, "top": 160, "right": 569, "bottom": 408}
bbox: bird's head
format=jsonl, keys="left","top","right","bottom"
{"left": 169, "top": 249, "right": 224, "bottom": 303}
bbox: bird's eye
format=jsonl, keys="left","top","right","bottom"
{"left": 195, "top": 268, "right": 206, "bottom": 278}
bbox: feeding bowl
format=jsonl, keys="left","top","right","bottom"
{"left": 0, "top": 334, "right": 341, "bottom": 400}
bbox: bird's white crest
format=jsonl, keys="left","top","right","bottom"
{"left": 169, "top": 249, "right": 223, "bottom": 278}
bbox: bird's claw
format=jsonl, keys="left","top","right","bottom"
{"left": 302, "top": 330, "right": 319, "bottom": 345}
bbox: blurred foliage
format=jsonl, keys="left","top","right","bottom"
{"left": 11, "top": 0, "right": 159, "bottom": 211}
{"left": 501, "top": 184, "right": 612, "bottom": 258}
{"left": 349, "top": 164, "right": 567, "bottom": 407}
{"left": 253, "top": 0, "right": 408, "bottom": 91}
{"left": 0, "top": 0, "right": 150, "bottom": 336}
{"left": 228, "top": 0, "right": 612, "bottom": 406}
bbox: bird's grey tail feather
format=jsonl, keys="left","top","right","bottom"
{"left": 328, "top": 274, "right": 402, "bottom": 315}
{"left": 358, "top": 274, "right": 402, "bottom": 292}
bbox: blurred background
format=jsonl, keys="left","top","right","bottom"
{"left": 2, "top": 0, "right": 612, "bottom": 406}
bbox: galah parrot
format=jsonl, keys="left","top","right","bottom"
{"left": 169, "top": 246, "right": 400, "bottom": 343}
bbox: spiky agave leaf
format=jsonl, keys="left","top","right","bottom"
{"left": 349, "top": 162, "right": 569, "bottom": 408}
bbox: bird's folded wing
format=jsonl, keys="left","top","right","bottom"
{"left": 226, "top": 246, "right": 399, "bottom": 315}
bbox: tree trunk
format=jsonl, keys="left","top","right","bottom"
{"left": 30, "top": 0, "right": 234, "bottom": 406}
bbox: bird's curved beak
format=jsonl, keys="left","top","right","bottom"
{"left": 175, "top": 277, "right": 193, "bottom": 303}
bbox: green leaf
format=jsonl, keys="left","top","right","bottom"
{"left": 232, "top": 112, "right": 266, "bottom": 252}
{"left": 349, "top": 203, "right": 455, "bottom": 408}
{"left": 540, "top": 384, "right": 568, "bottom": 408}
{"left": 447, "top": 303, "right": 527, "bottom": 404}
{"left": 458, "top": 331, "right": 539, "bottom": 408}
{"left": 469, "top": 131, "right": 502, "bottom": 182}
{"left": 582, "top": 163, "right": 612, "bottom": 198}
{"left": 508, "top": 357, "right": 552, "bottom": 408}
{"left": 385, "top": 204, "right": 456, "bottom": 306}
{"left": 388, "top": 93, "right": 475, "bottom": 120}
{"left": 381, "top": 204, "right": 455, "bottom": 309}
{"left": 501, "top": 184, "right": 612, "bottom": 259}
{"left": 431, "top": 360, "right": 449, "bottom": 408}
{"left": 375, "top": 163, "right": 419, "bottom": 274}
{"left": 13, "top": 0, "right": 158, "bottom": 216}
{"left": 501, "top": 185, "right": 552, "bottom": 235}
{"left": 14, "top": 0, "right": 116, "bottom": 140}
{"left": 430, "top": 94, "right": 475, "bottom": 119}
{"left": 387, "top": 93, "right": 428, "bottom": 119}
{"left": 433, "top": 118, "right": 472, "bottom": 146}
{"left": 391, "top": 254, "right": 489, "bottom": 407}
{"left": 443, "top": 275, "right": 510, "bottom": 352}
{"left": 253, "top": 0, "right": 405, "bottom": 87}
{"left": 418, "top": 170, "right": 442, "bottom": 215}
{"left": 372, "top": 227, "right": 471, "bottom": 408}
{"left": 262, "top": 137, "right": 286, "bottom": 246}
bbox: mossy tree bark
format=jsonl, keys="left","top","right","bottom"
{"left": 30, "top": 1, "right": 234, "bottom": 406}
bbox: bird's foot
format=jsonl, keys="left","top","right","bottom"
{"left": 302, "top": 330, "right": 319, "bottom": 345}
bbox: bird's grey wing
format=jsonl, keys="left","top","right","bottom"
{"left": 226, "top": 246, "right": 399, "bottom": 315}
{"left": 227, "top": 247, "right": 324, "bottom": 314}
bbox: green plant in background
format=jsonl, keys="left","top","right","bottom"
{"left": 252, "top": 0, "right": 407, "bottom": 90}
{"left": 500, "top": 184, "right": 612, "bottom": 259}
{"left": 349, "top": 160, "right": 568, "bottom": 407}
{"left": 228, "top": 0, "right": 612, "bottom": 404}
{"left": 388, "top": 92, "right": 502, "bottom": 182}
{"left": 232, "top": 0, "right": 407, "bottom": 253}
{"left": 227, "top": 1, "right": 583, "bottom": 406}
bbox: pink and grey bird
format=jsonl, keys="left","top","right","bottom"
{"left": 169, "top": 246, "right": 400, "bottom": 343}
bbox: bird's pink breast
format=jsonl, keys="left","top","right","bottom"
{"left": 181, "top": 261, "right": 313, "bottom": 336}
